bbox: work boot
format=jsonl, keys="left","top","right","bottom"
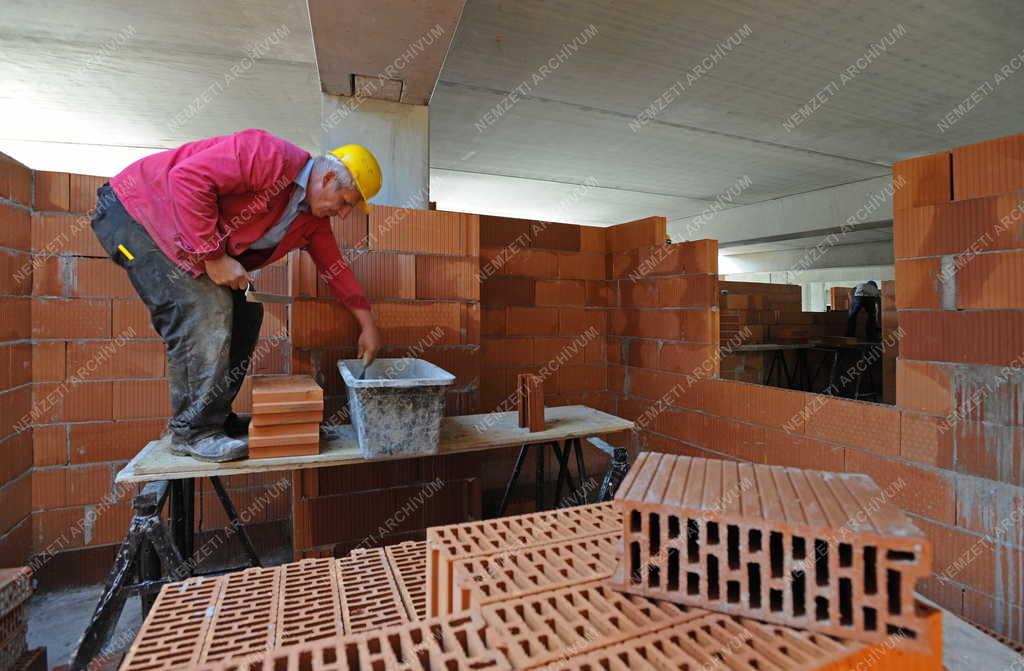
{"left": 224, "top": 412, "right": 251, "bottom": 438}
{"left": 170, "top": 431, "right": 248, "bottom": 462}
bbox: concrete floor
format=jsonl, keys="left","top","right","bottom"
{"left": 28, "top": 584, "right": 143, "bottom": 669}
{"left": 25, "top": 587, "right": 1021, "bottom": 670}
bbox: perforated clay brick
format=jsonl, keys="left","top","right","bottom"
{"left": 196, "top": 611, "right": 510, "bottom": 671}
{"left": 609, "top": 452, "right": 934, "bottom": 649}
{"left": 385, "top": 540, "right": 429, "bottom": 620}
{"left": 426, "top": 503, "right": 619, "bottom": 616}
{"left": 451, "top": 533, "right": 620, "bottom": 611}
{"left": 341, "top": 548, "right": 411, "bottom": 632}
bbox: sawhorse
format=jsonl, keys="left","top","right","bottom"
{"left": 70, "top": 477, "right": 260, "bottom": 670}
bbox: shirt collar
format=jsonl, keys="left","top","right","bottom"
{"left": 293, "top": 157, "right": 315, "bottom": 211}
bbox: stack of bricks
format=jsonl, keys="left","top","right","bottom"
{"left": 288, "top": 205, "right": 485, "bottom": 558}
{"left": 610, "top": 452, "right": 934, "bottom": 648}
{"left": 889, "top": 132, "right": 1024, "bottom": 642}
{"left": 0, "top": 567, "right": 45, "bottom": 670}
{"left": 248, "top": 375, "right": 323, "bottom": 457}
{"left": 128, "top": 502, "right": 943, "bottom": 671}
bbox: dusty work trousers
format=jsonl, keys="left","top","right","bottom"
{"left": 845, "top": 296, "right": 880, "bottom": 340}
{"left": 90, "top": 183, "right": 263, "bottom": 443}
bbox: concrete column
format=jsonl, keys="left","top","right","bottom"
{"left": 319, "top": 96, "right": 429, "bottom": 209}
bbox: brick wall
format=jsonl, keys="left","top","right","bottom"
{"left": 4, "top": 169, "right": 292, "bottom": 588}
{"left": 0, "top": 154, "right": 34, "bottom": 569}
{"left": 289, "top": 206, "right": 483, "bottom": 557}
{"left": 890, "top": 134, "right": 1024, "bottom": 642}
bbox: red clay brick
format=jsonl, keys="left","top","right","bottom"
{"left": 479, "top": 215, "right": 533, "bottom": 249}
{"left": 626, "top": 339, "right": 659, "bottom": 369}
{"left": 533, "top": 338, "right": 586, "bottom": 367}
{"left": 579, "top": 225, "right": 605, "bottom": 253}
{"left": 480, "top": 338, "right": 533, "bottom": 368}
{"left": 32, "top": 425, "right": 66, "bottom": 467}
{"left": 556, "top": 252, "right": 604, "bottom": 280}
{"left": 69, "top": 174, "right": 106, "bottom": 213}
{"left": 112, "top": 299, "right": 158, "bottom": 339}
{"left": 32, "top": 381, "right": 113, "bottom": 423}
{"left": 845, "top": 449, "right": 956, "bottom": 524}
{"left": 505, "top": 307, "right": 557, "bottom": 336}
{"left": 0, "top": 249, "right": 31, "bottom": 295}
{"left": 342, "top": 251, "right": 415, "bottom": 299}
{"left": 805, "top": 396, "right": 900, "bottom": 456}
{"left": 659, "top": 342, "right": 715, "bottom": 375}
{"left": 892, "top": 151, "right": 952, "bottom": 211}
{"left": 956, "top": 249, "right": 1024, "bottom": 309}
{"left": 953, "top": 133, "right": 1024, "bottom": 201}
{"left": 369, "top": 207, "right": 467, "bottom": 255}
{"left": 480, "top": 275, "right": 534, "bottom": 307}
{"left": 415, "top": 256, "right": 476, "bottom": 300}
{"left": 34, "top": 172, "right": 70, "bottom": 211}
{"left": 954, "top": 475, "right": 1024, "bottom": 549}
{"left": 953, "top": 420, "right": 1024, "bottom": 487}
{"left": 30, "top": 256, "right": 64, "bottom": 297}
{"left": 249, "top": 422, "right": 319, "bottom": 450}
{"left": 112, "top": 379, "right": 169, "bottom": 420}
{"left": 895, "top": 258, "right": 942, "bottom": 309}
{"left": 70, "top": 419, "right": 164, "bottom": 464}
{"left": 288, "top": 250, "right": 317, "bottom": 297}
{"left": 612, "top": 452, "right": 934, "bottom": 647}
{"left": 500, "top": 248, "right": 558, "bottom": 278}
{"left": 375, "top": 302, "right": 462, "bottom": 346}
{"left": 0, "top": 158, "right": 31, "bottom": 207}
{"left": 32, "top": 298, "right": 111, "bottom": 339}
{"left": 899, "top": 412, "right": 953, "bottom": 468}
{"left": 383, "top": 540, "right": 428, "bottom": 620}
{"left": 657, "top": 274, "right": 716, "bottom": 306}
{"left": 534, "top": 279, "right": 585, "bottom": 306}
{"left": 69, "top": 257, "right": 136, "bottom": 298}
{"left": 896, "top": 360, "right": 952, "bottom": 417}
{"left": 557, "top": 366, "right": 606, "bottom": 394}
{"left": 66, "top": 341, "right": 165, "bottom": 380}
{"left": 557, "top": 308, "right": 606, "bottom": 337}
{"left": 461, "top": 303, "right": 479, "bottom": 346}
{"left": 531, "top": 221, "right": 581, "bottom": 251}
{"left": 901, "top": 310, "right": 1024, "bottom": 366}
{"left": 585, "top": 280, "right": 616, "bottom": 307}
{"left": 619, "top": 278, "right": 659, "bottom": 307}
{"left": 0, "top": 203, "right": 31, "bottom": 251}
{"left": 606, "top": 216, "right": 666, "bottom": 253}
{"left": 894, "top": 191, "right": 1024, "bottom": 259}
{"left": 764, "top": 430, "right": 845, "bottom": 472}
{"left": 30, "top": 212, "right": 104, "bottom": 256}
{"left": 330, "top": 208, "right": 369, "bottom": 248}
{"left": 290, "top": 299, "right": 359, "bottom": 348}
{"left": 31, "top": 341, "right": 65, "bottom": 381}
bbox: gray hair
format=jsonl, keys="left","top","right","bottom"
{"left": 312, "top": 154, "right": 355, "bottom": 191}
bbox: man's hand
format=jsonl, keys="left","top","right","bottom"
{"left": 351, "top": 308, "right": 381, "bottom": 365}
{"left": 204, "top": 255, "right": 251, "bottom": 290}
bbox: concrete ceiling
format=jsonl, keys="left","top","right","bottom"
{"left": 429, "top": 0, "right": 1024, "bottom": 227}
{"left": 1, "top": 0, "right": 1022, "bottom": 248}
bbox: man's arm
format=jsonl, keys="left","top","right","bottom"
{"left": 305, "top": 222, "right": 381, "bottom": 363}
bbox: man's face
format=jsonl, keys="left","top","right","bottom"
{"left": 308, "top": 170, "right": 364, "bottom": 218}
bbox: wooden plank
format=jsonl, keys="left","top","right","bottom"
{"left": 116, "top": 406, "right": 634, "bottom": 483}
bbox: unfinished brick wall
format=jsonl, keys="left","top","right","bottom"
{"left": 478, "top": 215, "right": 615, "bottom": 513}
{"left": 2, "top": 168, "right": 292, "bottom": 587}
{"left": 891, "top": 133, "right": 1024, "bottom": 643}
{"left": 0, "top": 154, "right": 33, "bottom": 570}
{"left": 289, "top": 206, "right": 484, "bottom": 558}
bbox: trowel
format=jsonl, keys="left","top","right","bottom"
{"left": 244, "top": 282, "right": 292, "bottom": 304}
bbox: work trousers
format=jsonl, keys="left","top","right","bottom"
{"left": 89, "top": 184, "right": 262, "bottom": 442}
{"left": 845, "top": 296, "right": 880, "bottom": 340}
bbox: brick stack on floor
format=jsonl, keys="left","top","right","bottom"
{"left": 122, "top": 455, "right": 946, "bottom": 670}
{"left": 0, "top": 568, "right": 45, "bottom": 671}
{"left": 248, "top": 375, "right": 324, "bottom": 458}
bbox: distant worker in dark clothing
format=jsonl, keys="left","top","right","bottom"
{"left": 846, "top": 280, "right": 881, "bottom": 340}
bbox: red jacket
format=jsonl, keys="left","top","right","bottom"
{"left": 110, "top": 129, "right": 369, "bottom": 311}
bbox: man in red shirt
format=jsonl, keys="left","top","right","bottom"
{"left": 90, "top": 129, "right": 382, "bottom": 462}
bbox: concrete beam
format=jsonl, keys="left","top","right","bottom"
{"left": 719, "top": 240, "right": 894, "bottom": 274}
{"left": 670, "top": 176, "right": 895, "bottom": 246}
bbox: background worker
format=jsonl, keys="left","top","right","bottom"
{"left": 845, "top": 280, "right": 881, "bottom": 341}
{"left": 90, "top": 129, "right": 383, "bottom": 462}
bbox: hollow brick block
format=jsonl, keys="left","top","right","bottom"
{"left": 0, "top": 568, "right": 30, "bottom": 619}
{"left": 195, "top": 610, "right": 509, "bottom": 671}
{"left": 384, "top": 540, "right": 428, "bottom": 620}
{"left": 451, "top": 532, "right": 620, "bottom": 611}
{"left": 426, "top": 502, "right": 619, "bottom": 617}
{"left": 609, "top": 452, "right": 934, "bottom": 649}
{"left": 340, "top": 548, "right": 411, "bottom": 632}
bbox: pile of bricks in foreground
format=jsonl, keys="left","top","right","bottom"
{"left": 0, "top": 568, "right": 46, "bottom": 671}
{"left": 124, "top": 456, "right": 943, "bottom": 671}
{"left": 248, "top": 375, "right": 324, "bottom": 458}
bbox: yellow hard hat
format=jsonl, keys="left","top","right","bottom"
{"left": 329, "top": 144, "right": 382, "bottom": 213}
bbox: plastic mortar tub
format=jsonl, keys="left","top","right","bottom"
{"left": 338, "top": 358, "right": 455, "bottom": 458}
